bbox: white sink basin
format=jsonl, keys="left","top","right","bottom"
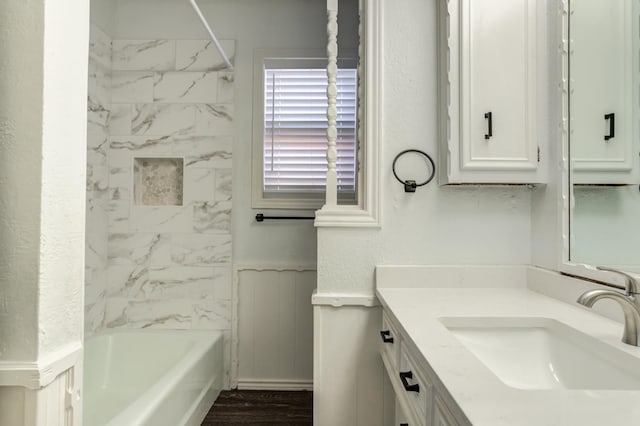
{"left": 440, "top": 317, "right": 640, "bottom": 390}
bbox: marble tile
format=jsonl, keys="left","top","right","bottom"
{"left": 133, "top": 158, "right": 184, "bottom": 206}
{"left": 108, "top": 188, "right": 131, "bottom": 233}
{"left": 153, "top": 72, "right": 218, "bottom": 103}
{"left": 132, "top": 104, "right": 196, "bottom": 136}
{"left": 117, "top": 299, "right": 194, "bottom": 329}
{"left": 108, "top": 233, "right": 171, "bottom": 266}
{"left": 183, "top": 167, "right": 215, "bottom": 203}
{"left": 106, "top": 264, "right": 150, "bottom": 298}
{"left": 112, "top": 40, "right": 176, "bottom": 71}
{"left": 85, "top": 296, "right": 106, "bottom": 336}
{"left": 215, "top": 168, "right": 232, "bottom": 201}
{"left": 103, "top": 297, "right": 130, "bottom": 329}
{"left": 130, "top": 205, "right": 193, "bottom": 233}
{"left": 86, "top": 149, "right": 108, "bottom": 192}
{"left": 212, "top": 266, "right": 232, "bottom": 300}
{"left": 85, "top": 268, "right": 107, "bottom": 305}
{"left": 195, "top": 104, "right": 234, "bottom": 136}
{"left": 146, "top": 266, "right": 216, "bottom": 299}
{"left": 170, "top": 233, "right": 232, "bottom": 266}
{"left": 89, "top": 24, "right": 112, "bottom": 67}
{"left": 192, "top": 299, "right": 231, "bottom": 329}
{"left": 86, "top": 214, "right": 108, "bottom": 269}
{"left": 109, "top": 162, "right": 132, "bottom": 190}
{"left": 109, "top": 105, "right": 132, "bottom": 136}
{"left": 177, "top": 136, "right": 233, "bottom": 168}
{"left": 88, "top": 63, "right": 112, "bottom": 107}
{"left": 175, "top": 40, "right": 236, "bottom": 71}
{"left": 217, "top": 72, "right": 235, "bottom": 103}
{"left": 193, "top": 200, "right": 231, "bottom": 233}
{"left": 112, "top": 72, "right": 154, "bottom": 103}
{"left": 87, "top": 108, "right": 109, "bottom": 149}
{"left": 110, "top": 136, "right": 174, "bottom": 165}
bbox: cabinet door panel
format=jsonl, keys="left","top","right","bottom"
{"left": 460, "top": 0, "right": 537, "bottom": 172}
{"left": 571, "top": 0, "right": 633, "bottom": 178}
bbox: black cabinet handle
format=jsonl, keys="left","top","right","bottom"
{"left": 604, "top": 113, "right": 615, "bottom": 141}
{"left": 400, "top": 424, "right": 409, "bottom": 426}
{"left": 399, "top": 371, "right": 420, "bottom": 393}
{"left": 484, "top": 111, "right": 493, "bottom": 140}
{"left": 380, "top": 330, "right": 394, "bottom": 344}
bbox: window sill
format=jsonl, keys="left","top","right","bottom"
{"left": 314, "top": 205, "right": 380, "bottom": 228}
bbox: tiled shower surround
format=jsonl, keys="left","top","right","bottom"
{"left": 86, "top": 25, "right": 112, "bottom": 336}
{"left": 85, "top": 24, "right": 235, "bottom": 349}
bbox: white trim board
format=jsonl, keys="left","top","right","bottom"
{"left": 0, "top": 342, "right": 82, "bottom": 389}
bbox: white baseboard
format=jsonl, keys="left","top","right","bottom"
{"left": 237, "top": 379, "right": 313, "bottom": 391}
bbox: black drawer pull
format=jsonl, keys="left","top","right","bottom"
{"left": 400, "top": 424, "right": 409, "bottom": 426}
{"left": 484, "top": 111, "right": 493, "bottom": 140}
{"left": 604, "top": 113, "right": 615, "bottom": 141}
{"left": 380, "top": 330, "right": 394, "bottom": 344}
{"left": 399, "top": 370, "right": 420, "bottom": 393}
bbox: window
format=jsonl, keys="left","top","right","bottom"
{"left": 252, "top": 50, "right": 358, "bottom": 209}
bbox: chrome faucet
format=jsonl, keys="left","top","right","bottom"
{"left": 577, "top": 266, "right": 640, "bottom": 346}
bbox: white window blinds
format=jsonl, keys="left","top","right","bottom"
{"left": 263, "top": 68, "right": 358, "bottom": 200}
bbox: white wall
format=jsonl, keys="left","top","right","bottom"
{"left": 111, "top": 0, "right": 358, "bottom": 267}
{"left": 0, "top": 0, "right": 88, "bottom": 423}
{"left": 0, "top": 0, "right": 87, "bottom": 363}
{"left": 0, "top": 0, "right": 46, "bottom": 363}
{"left": 318, "top": 0, "right": 534, "bottom": 297}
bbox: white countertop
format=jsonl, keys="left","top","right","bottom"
{"left": 377, "top": 286, "right": 640, "bottom": 426}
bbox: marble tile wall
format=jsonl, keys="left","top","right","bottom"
{"left": 85, "top": 23, "right": 112, "bottom": 336}
{"left": 103, "top": 38, "right": 235, "bottom": 338}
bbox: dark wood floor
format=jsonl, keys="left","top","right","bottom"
{"left": 202, "top": 390, "right": 313, "bottom": 426}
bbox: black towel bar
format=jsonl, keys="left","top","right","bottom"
{"left": 255, "top": 213, "right": 314, "bottom": 222}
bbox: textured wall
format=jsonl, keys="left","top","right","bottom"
{"left": 0, "top": 0, "right": 87, "bottom": 423}
{"left": 0, "top": 0, "right": 45, "bottom": 362}
{"left": 38, "top": 0, "right": 88, "bottom": 359}
{"left": 0, "top": 0, "right": 87, "bottom": 361}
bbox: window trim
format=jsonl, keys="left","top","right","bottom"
{"left": 251, "top": 48, "right": 357, "bottom": 210}
{"left": 314, "top": 0, "right": 382, "bottom": 227}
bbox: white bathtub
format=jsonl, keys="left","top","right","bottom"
{"left": 83, "top": 330, "right": 223, "bottom": 426}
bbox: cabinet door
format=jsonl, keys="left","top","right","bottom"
{"left": 461, "top": 0, "right": 537, "bottom": 173}
{"left": 433, "top": 393, "right": 459, "bottom": 426}
{"left": 570, "top": 0, "right": 635, "bottom": 183}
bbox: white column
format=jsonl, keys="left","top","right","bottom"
{"left": 357, "top": 0, "right": 365, "bottom": 199}
{"left": 326, "top": 0, "right": 339, "bottom": 206}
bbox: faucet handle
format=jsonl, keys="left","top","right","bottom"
{"left": 597, "top": 266, "right": 640, "bottom": 295}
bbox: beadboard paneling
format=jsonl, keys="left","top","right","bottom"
{"left": 234, "top": 266, "right": 316, "bottom": 390}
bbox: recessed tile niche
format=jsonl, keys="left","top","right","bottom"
{"left": 134, "top": 157, "right": 184, "bottom": 206}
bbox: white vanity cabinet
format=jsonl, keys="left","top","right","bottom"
{"left": 437, "top": 0, "right": 544, "bottom": 185}
{"left": 570, "top": 0, "right": 637, "bottom": 184}
{"left": 380, "top": 311, "right": 468, "bottom": 426}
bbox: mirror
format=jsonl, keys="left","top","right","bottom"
{"left": 569, "top": 0, "right": 640, "bottom": 272}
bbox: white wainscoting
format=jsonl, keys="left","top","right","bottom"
{"left": 0, "top": 365, "right": 81, "bottom": 426}
{"left": 232, "top": 265, "right": 316, "bottom": 390}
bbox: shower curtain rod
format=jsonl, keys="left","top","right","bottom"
{"left": 188, "top": 0, "right": 234, "bottom": 70}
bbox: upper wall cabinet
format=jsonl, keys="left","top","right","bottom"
{"left": 437, "top": 0, "right": 544, "bottom": 185}
{"left": 570, "top": 0, "right": 638, "bottom": 185}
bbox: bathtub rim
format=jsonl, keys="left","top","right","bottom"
{"left": 83, "top": 329, "right": 223, "bottom": 426}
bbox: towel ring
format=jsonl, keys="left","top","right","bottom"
{"left": 392, "top": 149, "right": 436, "bottom": 193}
